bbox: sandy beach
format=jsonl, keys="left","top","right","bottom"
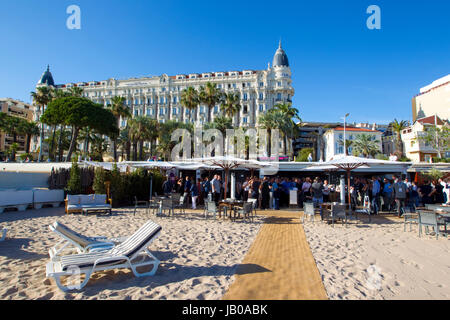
{"left": 303, "top": 215, "right": 450, "bottom": 300}
{"left": 0, "top": 207, "right": 263, "bottom": 300}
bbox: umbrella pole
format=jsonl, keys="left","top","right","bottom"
{"left": 347, "top": 169, "right": 351, "bottom": 210}
{"left": 149, "top": 171, "right": 153, "bottom": 201}
{"left": 224, "top": 168, "right": 228, "bottom": 201}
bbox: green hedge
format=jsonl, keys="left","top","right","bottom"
{"left": 92, "top": 165, "right": 165, "bottom": 207}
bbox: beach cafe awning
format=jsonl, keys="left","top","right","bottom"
{"left": 81, "top": 161, "right": 130, "bottom": 172}
{"left": 189, "top": 156, "right": 271, "bottom": 199}
{"left": 306, "top": 155, "right": 404, "bottom": 206}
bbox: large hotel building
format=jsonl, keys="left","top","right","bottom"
{"left": 37, "top": 43, "right": 294, "bottom": 130}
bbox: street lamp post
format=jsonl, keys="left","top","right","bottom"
{"left": 342, "top": 113, "right": 350, "bottom": 155}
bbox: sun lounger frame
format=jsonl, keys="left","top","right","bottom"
{"left": 46, "top": 223, "right": 161, "bottom": 292}
{"left": 48, "top": 222, "right": 124, "bottom": 260}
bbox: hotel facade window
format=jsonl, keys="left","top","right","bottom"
{"left": 44, "top": 42, "right": 294, "bottom": 129}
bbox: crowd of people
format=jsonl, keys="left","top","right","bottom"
{"left": 159, "top": 173, "right": 450, "bottom": 214}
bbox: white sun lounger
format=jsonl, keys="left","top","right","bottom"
{"left": 46, "top": 220, "right": 162, "bottom": 292}
{"left": 48, "top": 221, "right": 127, "bottom": 260}
{"left": 0, "top": 227, "right": 7, "bottom": 241}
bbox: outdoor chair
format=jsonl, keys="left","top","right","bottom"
{"left": 170, "top": 193, "right": 181, "bottom": 203}
{"left": 147, "top": 197, "right": 160, "bottom": 215}
{"left": 46, "top": 220, "right": 162, "bottom": 292}
{"left": 48, "top": 221, "right": 127, "bottom": 260}
{"left": 233, "top": 202, "right": 254, "bottom": 222}
{"left": 158, "top": 199, "right": 174, "bottom": 217}
{"left": 204, "top": 201, "right": 219, "bottom": 219}
{"left": 133, "top": 196, "right": 149, "bottom": 216}
{"left": 418, "top": 210, "right": 447, "bottom": 240}
{"left": 355, "top": 195, "right": 372, "bottom": 223}
{"left": 302, "top": 202, "right": 315, "bottom": 223}
{"left": 248, "top": 198, "right": 258, "bottom": 216}
{"left": 330, "top": 203, "right": 348, "bottom": 227}
{"left": 172, "top": 196, "right": 186, "bottom": 217}
{"left": 403, "top": 206, "right": 418, "bottom": 232}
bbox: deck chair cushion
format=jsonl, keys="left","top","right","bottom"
{"left": 109, "top": 221, "right": 161, "bottom": 258}
{"left": 59, "top": 221, "right": 162, "bottom": 271}
{"left": 53, "top": 222, "right": 93, "bottom": 248}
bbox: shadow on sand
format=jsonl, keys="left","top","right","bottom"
{"left": 70, "top": 262, "right": 271, "bottom": 297}
{"left": 0, "top": 237, "right": 48, "bottom": 260}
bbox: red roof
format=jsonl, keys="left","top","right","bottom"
{"left": 334, "top": 127, "right": 380, "bottom": 133}
{"left": 416, "top": 115, "right": 445, "bottom": 125}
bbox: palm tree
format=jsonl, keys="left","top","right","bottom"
{"left": 272, "top": 110, "right": 295, "bottom": 158}
{"left": 22, "top": 121, "right": 40, "bottom": 154}
{"left": 180, "top": 87, "right": 199, "bottom": 123}
{"left": 31, "top": 86, "right": 53, "bottom": 161}
{"left": 68, "top": 86, "right": 84, "bottom": 97}
{"left": 390, "top": 119, "right": 408, "bottom": 158}
{"left": 157, "top": 120, "right": 193, "bottom": 160}
{"left": 127, "top": 118, "right": 141, "bottom": 161}
{"left": 258, "top": 112, "right": 278, "bottom": 157}
{"left": 117, "top": 127, "right": 130, "bottom": 161}
{"left": 270, "top": 103, "right": 302, "bottom": 123}
{"left": 352, "top": 134, "right": 381, "bottom": 157}
{"left": 89, "top": 134, "right": 109, "bottom": 161}
{"left": 199, "top": 82, "right": 224, "bottom": 124}
{"left": 131, "top": 116, "right": 156, "bottom": 160}
{"left": 338, "top": 139, "right": 354, "bottom": 155}
{"left": 220, "top": 92, "right": 241, "bottom": 126}
{"left": 204, "top": 116, "right": 233, "bottom": 155}
{"left": 270, "top": 103, "right": 301, "bottom": 159}
{"left": 107, "top": 96, "right": 131, "bottom": 161}
{"left": 2, "top": 116, "right": 23, "bottom": 160}
{"left": 144, "top": 118, "right": 159, "bottom": 158}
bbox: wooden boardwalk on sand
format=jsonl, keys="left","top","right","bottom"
{"left": 222, "top": 210, "right": 328, "bottom": 300}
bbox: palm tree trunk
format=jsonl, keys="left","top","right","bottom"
{"left": 283, "top": 135, "right": 287, "bottom": 156}
{"left": 113, "top": 139, "right": 118, "bottom": 161}
{"left": 66, "top": 127, "right": 79, "bottom": 162}
{"left": 26, "top": 134, "right": 31, "bottom": 154}
{"left": 208, "top": 105, "right": 212, "bottom": 123}
{"left": 50, "top": 126, "right": 57, "bottom": 161}
{"left": 58, "top": 125, "right": 65, "bottom": 162}
{"left": 126, "top": 141, "right": 131, "bottom": 160}
{"left": 396, "top": 132, "right": 403, "bottom": 157}
{"left": 139, "top": 140, "right": 144, "bottom": 160}
{"left": 133, "top": 142, "right": 138, "bottom": 161}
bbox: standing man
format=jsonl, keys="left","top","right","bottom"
{"left": 382, "top": 178, "right": 393, "bottom": 211}
{"left": 184, "top": 176, "right": 192, "bottom": 205}
{"left": 162, "top": 176, "right": 172, "bottom": 197}
{"left": 211, "top": 174, "right": 221, "bottom": 204}
{"left": 311, "top": 177, "right": 324, "bottom": 220}
{"left": 393, "top": 176, "right": 407, "bottom": 217}
{"left": 260, "top": 176, "right": 270, "bottom": 210}
{"left": 272, "top": 177, "right": 281, "bottom": 210}
{"left": 202, "top": 177, "right": 211, "bottom": 202}
{"left": 322, "top": 180, "right": 330, "bottom": 203}
{"left": 190, "top": 177, "right": 199, "bottom": 209}
{"left": 371, "top": 176, "right": 381, "bottom": 214}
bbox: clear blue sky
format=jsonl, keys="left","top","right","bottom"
{"left": 1, "top": 0, "right": 449, "bottom": 124}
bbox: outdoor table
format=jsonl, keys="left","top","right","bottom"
{"left": 219, "top": 200, "right": 244, "bottom": 220}
{"left": 435, "top": 209, "right": 450, "bottom": 222}
{"left": 82, "top": 207, "right": 112, "bottom": 216}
